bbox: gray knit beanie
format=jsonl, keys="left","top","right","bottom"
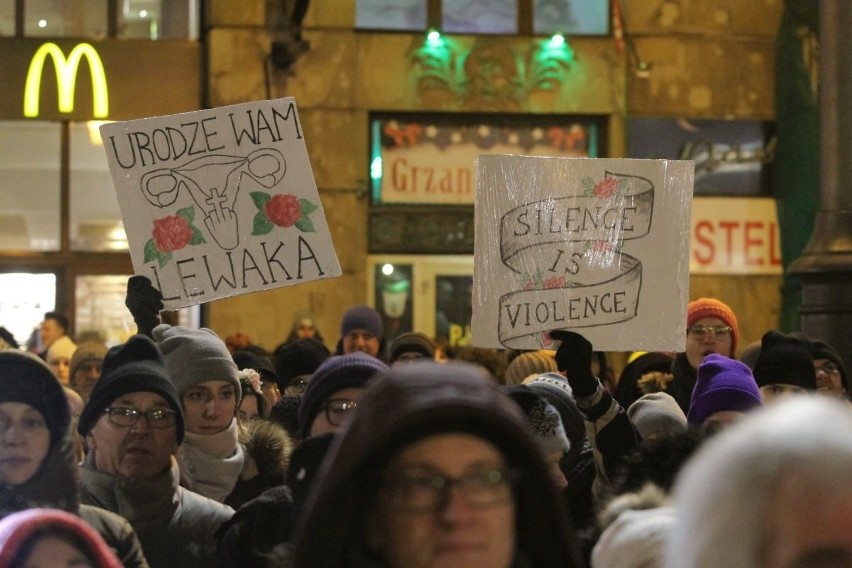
{"left": 152, "top": 324, "right": 240, "bottom": 401}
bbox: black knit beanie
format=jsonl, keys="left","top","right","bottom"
{"left": 233, "top": 349, "right": 279, "bottom": 387}
{"left": 78, "top": 335, "right": 185, "bottom": 444}
{"left": 752, "top": 330, "right": 816, "bottom": 391}
{"left": 0, "top": 351, "right": 70, "bottom": 448}
{"left": 274, "top": 338, "right": 331, "bottom": 391}
{"left": 298, "top": 352, "right": 388, "bottom": 439}
{"left": 389, "top": 332, "right": 436, "bottom": 364}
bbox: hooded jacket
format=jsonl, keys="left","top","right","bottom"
{"left": 292, "top": 360, "right": 580, "bottom": 568}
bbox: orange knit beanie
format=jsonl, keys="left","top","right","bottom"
{"left": 687, "top": 298, "right": 740, "bottom": 356}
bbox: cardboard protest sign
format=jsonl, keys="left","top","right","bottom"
{"left": 472, "top": 155, "right": 694, "bottom": 352}
{"left": 100, "top": 97, "right": 341, "bottom": 310}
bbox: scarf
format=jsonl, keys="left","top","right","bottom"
{"left": 178, "top": 417, "right": 244, "bottom": 502}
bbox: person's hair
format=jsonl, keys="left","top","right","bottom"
{"left": 607, "top": 426, "right": 708, "bottom": 499}
{"left": 454, "top": 346, "right": 508, "bottom": 383}
{"left": 238, "top": 371, "right": 266, "bottom": 417}
{"left": 667, "top": 397, "right": 852, "bottom": 568}
{"left": 43, "top": 311, "right": 69, "bottom": 333}
{"left": 9, "top": 527, "right": 97, "bottom": 568}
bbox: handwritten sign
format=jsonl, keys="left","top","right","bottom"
{"left": 100, "top": 97, "right": 341, "bottom": 310}
{"left": 472, "top": 155, "right": 694, "bottom": 352}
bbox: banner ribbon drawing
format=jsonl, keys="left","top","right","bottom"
{"left": 496, "top": 172, "right": 654, "bottom": 348}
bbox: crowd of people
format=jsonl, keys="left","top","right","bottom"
{"left": 0, "top": 279, "right": 850, "bottom": 568}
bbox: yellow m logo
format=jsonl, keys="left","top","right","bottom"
{"left": 23, "top": 42, "right": 109, "bottom": 118}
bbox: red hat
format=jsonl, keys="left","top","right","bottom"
{"left": 0, "top": 508, "right": 122, "bottom": 568}
{"left": 687, "top": 298, "right": 740, "bottom": 356}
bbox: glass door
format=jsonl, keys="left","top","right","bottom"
{"left": 368, "top": 255, "right": 474, "bottom": 349}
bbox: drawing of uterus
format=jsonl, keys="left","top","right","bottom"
{"left": 141, "top": 148, "right": 286, "bottom": 250}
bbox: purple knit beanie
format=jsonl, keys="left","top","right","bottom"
{"left": 688, "top": 353, "right": 762, "bottom": 424}
{"left": 340, "top": 305, "right": 383, "bottom": 339}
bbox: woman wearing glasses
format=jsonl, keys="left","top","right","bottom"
{"left": 668, "top": 297, "right": 740, "bottom": 414}
{"left": 0, "top": 350, "right": 148, "bottom": 567}
{"left": 290, "top": 360, "right": 579, "bottom": 568}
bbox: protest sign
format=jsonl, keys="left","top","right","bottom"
{"left": 100, "top": 97, "right": 341, "bottom": 310}
{"left": 472, "top": 155, "right": 694, "bottom": 352}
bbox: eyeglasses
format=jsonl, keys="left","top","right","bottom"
{"left": 687, "top": 325, "right": 733, "bottom": 339}
{"left": 104, "top": 407, "right": 177, "bottom": 429}
{"left": 381, "top": 467, "right": 518, "bottom": 513}
{"left": 320, "top": 398, "right": 357, "bottom": 426}
{"left": 815, "top": 362, "right": 840, "bottom": 375}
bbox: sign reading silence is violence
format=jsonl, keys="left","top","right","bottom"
{"left": 472, "top": 155, "right": 694, "bottom": 352}
{"left": 100, "top": 98, "right": 342, "bottom": 309}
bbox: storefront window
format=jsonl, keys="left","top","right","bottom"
{"left": 356, "top": 0, "right": 428, "bottom": 32}
{"left": 533, "top": 0, "right": 610, "bottom": 36}
{"left": 70, "top": 121, "right": 127, "bottom": 251}
{"left": 117, "top": 0, "right": 199, "bottom": 40}
{"left": 368, "top": 255, "right": 474, "bottom": 348}
{"left": 0, "top": 121, "right": 61, "bottom": 251}
{"left": 0, "top": 273, "right": 55, "bottom": 350}
{"left": 25, "top": 0, "right": 107, "bottom": 38}
{"left": 442, "top": 0, "right": 517, "bottom": 34}
{"left": 373, "top": 262, "right": 414, "bottom": 343}
{"left": 75, "top": 274, "right": 135, "bottom": 346}
{"left": 0, "top": 0, "right": 13, "bottom": 35}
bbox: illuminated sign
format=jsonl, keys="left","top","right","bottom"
{"left": 23, "top": 42, "right": 109, "bottom": 118}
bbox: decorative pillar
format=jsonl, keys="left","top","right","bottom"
{"left": 789, "top": 0, "right": 852, "bottom": 367}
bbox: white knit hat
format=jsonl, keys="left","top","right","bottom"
{"left": 591, "top": 506, "right": 677, "bottom": 568}
{"left": 47, "top": 335, "right": 77, "bottom": 364}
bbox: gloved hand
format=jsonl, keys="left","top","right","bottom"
{"left": 126, "top": 275, "right": 163, "bottom": 338}
{"left": 550, "top": 330, "right": 598, "bottom": 398}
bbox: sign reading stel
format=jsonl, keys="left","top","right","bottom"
{"left": 472, "top": 155, "right": 694, "bottom": 352}
{"left": 100, "top": 97, "right": 342, "bottom": 310}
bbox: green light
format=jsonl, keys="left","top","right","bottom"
{"left": 427, "top": 29, "right": 442, "bottom": 47}
{"left": 370, "top": 156, "right": 383, "bottom": 180}
{"left": 549, "top": 33, "right": 566, "bottom": 48}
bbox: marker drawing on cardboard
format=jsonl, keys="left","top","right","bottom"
{"left": 101, "top": 97, "right": 342, "bottom": 310}
{"left": 473, "top": 155, "right": 694, "bottom": 352}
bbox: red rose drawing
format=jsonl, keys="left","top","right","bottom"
{"left": 543, "top": 276, "right": 566, "bottom": 289}
{"left": 152, "top": 215, "right": 192, "bottom": 252}
{"left": 594, "top": 178, "right": 618, "bottom": 199}
{"left": 264, "top": 194, "right": 301, "bottom": 227}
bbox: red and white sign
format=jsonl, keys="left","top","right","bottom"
{"left": 690, "top": 197, "right": 782, "bottom": 275}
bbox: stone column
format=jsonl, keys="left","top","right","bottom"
{"left": 789, "top": 0, "right": 852, "bottom": 368}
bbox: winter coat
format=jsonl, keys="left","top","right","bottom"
{"left": 80, "top": 455, "right": 234, "bottom": 568}
{"left": 668, "top": 353, "right": 698, "bottom": 414}
{"left": 224, "top": 418, "right": 293, "bottom": 510}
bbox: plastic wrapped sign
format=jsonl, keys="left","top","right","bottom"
{"left": 100, "top": 97, "right": 342, "bottom": 310}
{"left": 472, "top": 155, "right": 694, "bottom": 352}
